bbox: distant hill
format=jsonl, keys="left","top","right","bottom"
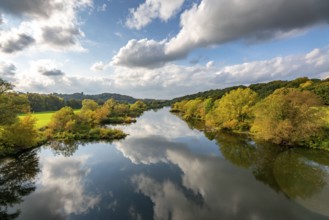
{"left": 54, "top": 92, "right": 138, "bottom": 104}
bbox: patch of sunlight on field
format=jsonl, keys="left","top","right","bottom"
{"left": 19, "top": 109, "right": 81, "bottom": 128}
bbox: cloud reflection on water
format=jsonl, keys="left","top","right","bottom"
{"left": 17, "top": 155, "right": 100, "bottom": 220}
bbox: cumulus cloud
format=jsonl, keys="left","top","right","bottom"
{"left": 115, "top": 0, "right": 329, "bottom": 68}
{"left": 41, "top": 26, "right": 82, "bottom": 48}
{"left": 111, "top": 39, "right": 175, "bottom": 68}
{"left": 0, "top": 0, "right": 92, "bottom": 54}
{"left": 126, "top": 0, "right": 185, "bottom": 30}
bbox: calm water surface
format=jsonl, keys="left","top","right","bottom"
{"left": 1, "top": 108, "right": 329, "bottom": 219}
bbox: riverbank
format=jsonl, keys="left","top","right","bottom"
{"left": 171, "top": 106, "right": 329, "bottom": 152}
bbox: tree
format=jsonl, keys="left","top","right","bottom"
{"left": 66, "top": 98, "right": 82, "bottom": 109}
{"left": 251, "top": 88, "right": 325, "bottom": 145}
{"left": 93, "top": 105, "right": 110, "bottom": 124}
{"left": 48, "top": 106, "right": 77, "bottom": 133}
{"left": 206, "top": 88, "right": 257, "bottom": 130}
{"left": 0, "top": 93, "right": 30, "bottom": 126}
{"left": 0, "top": 79, "right": 13, "bottom": 94}
{"left": 130, "top": 100, "right": 147, "bottom": 112}
{"left": 81, "top": 99, "right": 98, "bottom": 112}
{"left": 0, "top": 115, "right": 39, "bottom": 149}
{"left": 0, "top": 79, "right": 40, "bottom": 152}
{"left": 0, "top": 80, "right": 30, "bottom": 126}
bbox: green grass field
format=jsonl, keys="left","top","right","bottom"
{"left": 325, "top": 106, "right": 329, "bottom": 125}
{"left": 19, "top": 109, "right": 81, "bottom": 129}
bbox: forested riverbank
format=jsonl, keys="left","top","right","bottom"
{"left": 171, "top": 77, "right": 329, "bottom": 150}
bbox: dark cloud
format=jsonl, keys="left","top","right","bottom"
{"left": 0, "top": 61, "right": 16, "bottom": 81}
{"left": 0, "top": 63, "right": 15, "bottom": 75}
{"left": 0, "top": 34, "right": 35, "bottom": 53}
{"left": 42, "top": 26, "right": 82, "bottom": 47}
{"left": 41, "top": 69, "right": 65, "bottom": 77}
{"left": 0, "top": 0, "right": 55, "bottom": 18}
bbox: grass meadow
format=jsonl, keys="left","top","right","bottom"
{"left": 19, "top": 109, "right": 81, "bottom": 128}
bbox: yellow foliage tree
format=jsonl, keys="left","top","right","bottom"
{"left": 81, "top": 99, "right": 98, "bottom": 112}
{"left": 251, "top": 88, "right": 325, "bottom": 145}
{"left": 205, "top": 88, "right": 257, "bottom": 130}
{"left": 48, "top": 106, "right": 77, "bottom": 132}
{"left": 0, "top": 115, "right": 39, "bottom": 149}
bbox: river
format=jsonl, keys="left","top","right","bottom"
{"left": 1, "top": 107, "right": 329, "bottom": 219}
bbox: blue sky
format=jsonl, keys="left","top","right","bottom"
{"left": 0, "top": 0, "right": 329, "bottom": 99}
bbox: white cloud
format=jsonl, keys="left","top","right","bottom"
{"left": 11, "top": 59, "right": 112, "bottom": 94}
{"left": 111, "top": 39, "right": 173, "bottom": 68}
{"left": 0, "top": 0, "right": 92, "bottom": 55}
{"left": 90, "top": 61, "right": 106, "bottom": 72}
{"left": 206, "top": 61, "right": 214, "bottom": 69}
{"left": 116, "top": 0, "right": 329, "bottom": 68}
{"left": 126, "top": 0, "right": 185, "bottom": 30}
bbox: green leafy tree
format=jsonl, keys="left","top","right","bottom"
{"left": 0, "top": 93, "right": 30, "bottom": 126}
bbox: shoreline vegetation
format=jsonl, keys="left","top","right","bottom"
{"left": 0, "top": 79, "right": 150, "bottom": 157}
{"left": 1, "top": 77, "right": 328, "bottom": 157}
{"left": 170, "top": 77, "right": 329, "bottom": 151}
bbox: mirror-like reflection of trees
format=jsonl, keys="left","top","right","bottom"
{"left": 273, "top": 150, "right": 328, "bottom": 200}
{"left": 48, "top": 140, "right": 115, "bottom": 157}
{"left": 0, "top": 150, "right": 40, "bottom": 219}
{"left": 48, "top": 141, "right": 80, "bottom": 157}
{"left": 181, "top": 119, "right": 329, "bottom": 217}
{"left": 188, "top": 121, "right": 329, "bottom": 200}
